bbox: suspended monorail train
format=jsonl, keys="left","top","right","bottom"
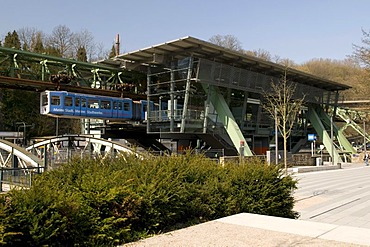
{"left": 40, "top": 91, "right": 154, "bottom": 121}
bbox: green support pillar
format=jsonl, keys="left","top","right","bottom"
{"left": 307, "top": 106, "right": 342, "bottom": 164}
{"left": 202, "top": 84, "right": 253, "bottom": 156}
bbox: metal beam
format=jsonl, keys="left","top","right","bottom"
{"left": 203, "top": 84, "right": 253, "bottom": 156}
{"left": 307, "top": 106, "right": 343, "bottom": 164}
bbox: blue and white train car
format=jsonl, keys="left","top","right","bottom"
{"left": 40, "top": 91, "right": 153, "bottom": 121}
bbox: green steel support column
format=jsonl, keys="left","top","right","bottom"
{"left": 334, "top": 127, "right": 356, "bottom": 154}
{"left": 316, "top": 106, "right": 355, "bottom": 154}
{"left": 40, "top": 60, "right": 50, "bottom": 81}
{"left": 307, "top": 106, "right": 342, "bottom": 164}
{"left": 336, "top": 107, "right": 369, "bottom": 150}
{"left": 180, "top": 57, "right": 193, "bottom": 133}
{"left": 203, "top": 84, "right": 253, "bottom": 156}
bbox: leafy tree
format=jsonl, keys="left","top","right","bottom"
{"left": 76, "top": 46, "right": 87, "bottom": 62}
{"left": 263, "top": 70, "right": 305, "bottom": 174}
{"left": 109, "top": 44, "right": 116, "bottom": 58}
{"left": 3, "top": 31, "right": 21, "bottom": 49}
{"left": 31, "top": 32, "right": 44, "bottom": 53}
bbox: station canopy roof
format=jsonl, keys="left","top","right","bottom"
{"left": 112, "top": 36, "right": 351, "bottom": 92}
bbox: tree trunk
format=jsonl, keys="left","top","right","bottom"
{"left": 284, "top": 136, "right": 288, "bottom": 174}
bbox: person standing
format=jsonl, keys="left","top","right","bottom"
{"left": 364, "top": 152, "right": 369, "bottom": 166}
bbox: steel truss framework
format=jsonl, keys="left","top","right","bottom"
{"left": 26, "top": 134, "right": 140, "bottom": 168}
{"left": 0, "top": 135, "right": 138, "bottom": 169}
{"left": 0, "top": 46, "right": 143, "bottom": 92}
{"left": 0, "top": 139, "right": 42, "bottom": 172}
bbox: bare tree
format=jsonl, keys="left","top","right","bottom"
{"left": 274, "top": 56, "right": 296, "bottom": 67}
{"left": 244, "top": 48, "right": 272, "bottom": 61}
{"left": 353, "top": 29, "right": 370, "bottom": 68}
{"left": 209, "top": 34, "right": 243, "bottom": 52}
{"left": 71, "top": 29, "right": 96, "bottom": 61}
{"left": 17, "top": 27, "right": 44, "bottom": 51}
{"left": 95, "top": 42, "right": 110, "bottom": 61}
{"left": 47, "top": 25, "right": 74, "bottom": 57}
{"left": 263, "top": 70, "right": 305, "bottom": 174}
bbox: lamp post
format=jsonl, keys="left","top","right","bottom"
{"left": 16, "top": 122, "right": 26, "bottom": 146}
{"left": 15, "top": 122, "right": 33, "bottom": 147}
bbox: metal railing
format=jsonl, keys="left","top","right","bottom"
{"left": 0, "top": 167, "right": 44, "bottom": 192}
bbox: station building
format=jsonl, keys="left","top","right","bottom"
{"left": 104, "top": 36, "right": 353, "bottom": 164}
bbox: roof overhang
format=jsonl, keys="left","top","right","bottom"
{"left": 111, "top": 36, "right": 351, "bottom": 92}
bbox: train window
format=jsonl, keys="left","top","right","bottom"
{"left": 124, "top": 102, "right": 130, "bottom": 111}
{"left": 101, "top": 100, "right": 111, "bottom": 109}
{"left": 81, "top": 98, "right": 86, "bottom": 107}
{"left": 51, "top": 96, "right": 60, "bottom": 105}
{"left": 88, "top": 99, "right": 99, "bottom": 109}
{"left": 113, "top": 101, "right": 118, "bottom": 110}
{"left": 118, "top": 102, "right": 122, "bottom": 110}
{"left": 75, "top": 98, "right": 80, "bottom": 107}
{"left": 42, "top": 94, "right": 48, "bottom": 106}
{"left": 65, "top": 96, "right": 73, "bottom": 107}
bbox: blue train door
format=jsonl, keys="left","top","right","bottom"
{"left": 80, "top": 97, "right": 87, "bottom": 117}
{"left": 112, "top": 100, "right": 119, "bottom": 119}
{"left": 74, "top": 96, "right": 81, "bottom": 116}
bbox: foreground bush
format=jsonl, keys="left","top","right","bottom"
{"left": 0, "top": 153, "right": 298, "bottom": 246}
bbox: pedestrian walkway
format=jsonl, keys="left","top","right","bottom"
{"left": 124, "top": 213, "right": 369, "bottom": 246}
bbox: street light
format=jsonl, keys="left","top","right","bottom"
{"left": 16, "top": 122, "right": 26, "bottom": 146}
{"left": 15, "top": 122, "right": 33, "bottom": 147}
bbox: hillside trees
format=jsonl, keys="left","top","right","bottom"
{"left": 296, "top": 58, "right": 368, "bottom": 100}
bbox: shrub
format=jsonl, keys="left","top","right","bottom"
{"left": 0, "top": 153, "right": 298, "bottom": 246}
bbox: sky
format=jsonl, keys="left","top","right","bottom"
{"left": 1, "top": 0, "right": 369, "bottom": 64}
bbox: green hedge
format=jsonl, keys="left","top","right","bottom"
{"left": 0, "top": 153, "right": 298, "bottom": 246}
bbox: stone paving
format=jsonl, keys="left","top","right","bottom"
{"left": 293, "top": 162, "right": 370, "bottom": 230}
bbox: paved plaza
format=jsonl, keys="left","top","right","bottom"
{"left": 293, "top": 163, "right": 370, "bottom": 229}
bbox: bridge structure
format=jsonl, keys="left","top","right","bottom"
{"left": 0, "top": 36, "right": 367, "bottom": 171}
{"left": 0, "top": 134, "right": 142, "bottom": 190}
